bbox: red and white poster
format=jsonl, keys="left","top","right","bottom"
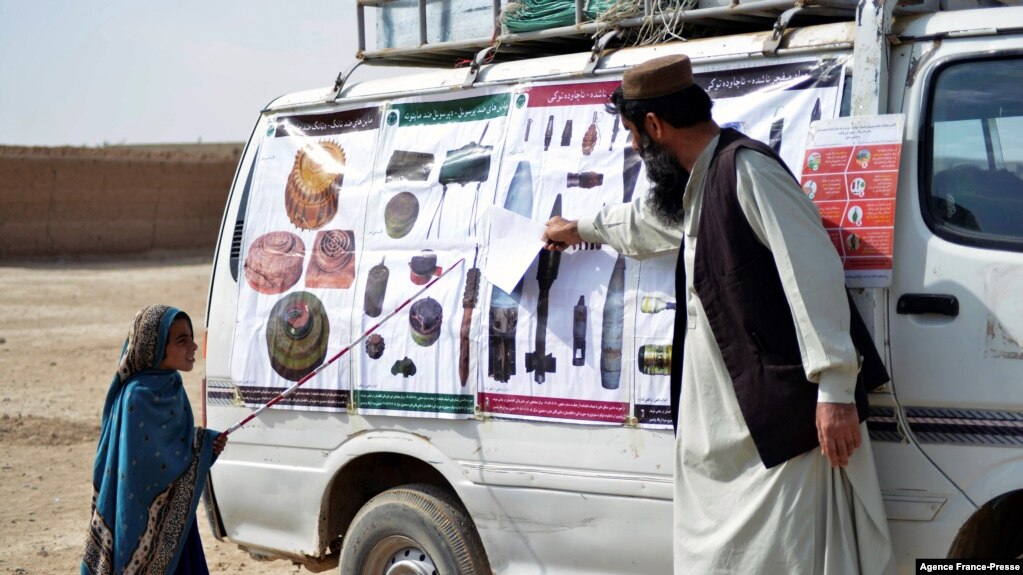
{"left": 800, "top": 115, "right": 905, "bottom": 287}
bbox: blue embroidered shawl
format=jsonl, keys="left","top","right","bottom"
{"left": 83, "top": 305, "right": 219, "bottom": 575}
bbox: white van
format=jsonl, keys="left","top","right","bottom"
{"left": 202, "top": 0, "right": 1023, "bottom": 572}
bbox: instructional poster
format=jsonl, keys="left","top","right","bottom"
{"left": 354, "top": 90, "right": 511, "bottom": 418}
{"left": 477, "top": 80, "right": 639, "bottom": 425}
{"left": 800, "top": 114, "right": 905, "bottom": 287}
{"left": 231, "top": 107, "right": 382, "bottom": 411}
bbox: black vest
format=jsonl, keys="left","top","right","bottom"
{"left": 668, "top": 129, "right": 889, "bottom": 468}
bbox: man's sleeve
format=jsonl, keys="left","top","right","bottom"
{"left": 577, "top": 195, "right": 681, "bottom": 259}
{"left": 734, "top": 149, "right": 858, "bottom": 404}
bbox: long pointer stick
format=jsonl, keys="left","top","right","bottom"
{"left": 223, "top": 257, "right": 466, "bottom": 435}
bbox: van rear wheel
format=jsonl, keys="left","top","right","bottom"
{"left": 338, "top": 483, "right": 490, "bottom": 575}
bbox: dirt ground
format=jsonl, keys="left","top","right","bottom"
{"left": 0, "top": 255, "right": 303, "bottom": 574}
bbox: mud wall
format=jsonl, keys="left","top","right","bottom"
{"left": 0, "top": 144, "right": 243, "bottom": 259}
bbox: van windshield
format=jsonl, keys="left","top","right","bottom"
{"left": 927, "top": 57, "right": 1023, "bottom": 247}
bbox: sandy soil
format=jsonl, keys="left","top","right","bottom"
{"left": 0, "top": 255, "right": 303, "bottom": 575}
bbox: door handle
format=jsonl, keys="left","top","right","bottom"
{"left": 896, "top": 294, "right": 959, "bottom": 317}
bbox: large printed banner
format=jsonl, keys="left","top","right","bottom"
{"left": 232, "top": 107, "right": 382, "bottom": 411}
{"left": 229, "top": 57, "right": 846, "bottom": 428}
{"left": 354, "top": 91, "right": 511, "bottom": 418}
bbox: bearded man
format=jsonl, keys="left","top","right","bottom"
{"left": 542, "top": 54, "right": 895, "bottom": 574}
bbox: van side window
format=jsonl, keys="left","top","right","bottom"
{"left": 925, "top": 57, "right": 1023, "bottom": 250}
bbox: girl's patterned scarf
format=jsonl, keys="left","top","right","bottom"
{"left": 82, "top": 305, "right": 218, "bottom": 575}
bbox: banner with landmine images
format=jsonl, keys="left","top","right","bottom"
{"left": 229, "top": 57, "right": 849, "bottom": 427}
{"left": 232, "top": 107, "right": 382, "bottom": 412}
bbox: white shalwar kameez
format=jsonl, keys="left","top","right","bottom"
{"left": 582, "top": 134, "right": 895, "bottom": 574}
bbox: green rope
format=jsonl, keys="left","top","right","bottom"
{"left": 502, "top": 0, "right": 619, "bottom": 33}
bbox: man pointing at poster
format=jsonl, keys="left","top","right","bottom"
{"left": 542, "top": 54, "right": 895, "bottom": 574}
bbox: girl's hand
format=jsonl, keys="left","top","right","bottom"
{"left": 213, "top": 433, "right": 228, "bottom": 456}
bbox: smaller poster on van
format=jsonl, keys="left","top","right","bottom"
{"left": 800, "top": 114, "right": 905, "bottom": 287}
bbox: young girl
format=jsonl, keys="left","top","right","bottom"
{"left": 83, "top": 304, "right": 227, "bottom": 575}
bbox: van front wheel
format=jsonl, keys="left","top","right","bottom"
{"left": 338, "top": 484, "right": 490, "bottom": 575}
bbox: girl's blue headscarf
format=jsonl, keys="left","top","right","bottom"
{"left": 82, "top": 304, "right": 219, "bottom": 575}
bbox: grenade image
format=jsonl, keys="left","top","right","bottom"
{"left": 582, "top": 112, "right": 599, "bottom": 156}
{"left": 567, "top": 172, "right": 604, "bottom": 189}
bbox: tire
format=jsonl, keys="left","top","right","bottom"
{"left": 338, "top": 483, "right": 491, "bottom": 575}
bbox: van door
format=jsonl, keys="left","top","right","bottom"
{"left": 889, "top": 34, "right": 1023, "bottom": 504}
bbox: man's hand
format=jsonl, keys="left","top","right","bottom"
{"left": 542, "top": 216, "right": 582, "bottom": 252}
{"left": 816, "top": 402, "right": 861, "bottom": 468}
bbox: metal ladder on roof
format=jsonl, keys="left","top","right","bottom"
{"left": 352, "top": 0, "right": 934, "bottom": 67}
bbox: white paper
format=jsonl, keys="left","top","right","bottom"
{"left": 485, "top": 205, "right": 546, "bottom": 294}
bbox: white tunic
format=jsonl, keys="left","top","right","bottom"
{"left": 583, "top": 134, "right": 895, "bottom": 574}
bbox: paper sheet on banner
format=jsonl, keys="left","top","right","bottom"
{"left": 485, "top": 206, "right": 545, "bottom": 294}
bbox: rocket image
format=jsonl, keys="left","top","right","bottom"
{"left": 525, "top": 194, "right": 563, "bottom": 384}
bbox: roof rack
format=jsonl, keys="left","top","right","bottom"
{"left": 355, "top": 0, "right": 933, "bottom": 67}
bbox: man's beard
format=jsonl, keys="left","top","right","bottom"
{"left": 638, "top": 132, "right": 689, "bottom": 227}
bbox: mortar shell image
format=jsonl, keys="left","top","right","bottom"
{"left": 284, "top": 141, "right": 345, "bottom": 230}
{"left": 582, "top": 112, "right": 599, "bottom": 156}
{"left": 409, "top": 297, "right": 443, "bottom": 347}
{"left": 543, "top": 115, "right": 554, "bottom": 151}
{"left": 384, "top": 191, "right": 419, "bottom": 239}
{"left": 305, "top": 229, "right": 356, "bottom": 289}
{"left": 769, "top": 108, "right": 785, "bottom": 155}
{"left": 600, "top": 256, "right": 626, "bottom": 390}
{"left": 638, "top": 344, "right": 672, "bottom": 376}
{"left": 489, "top": 160, "right": 533, "bottom": 382}
{"left": 364, "top": 333, "right": 385, "bottom": 360}
{"left": 573, "top": 295, "right": 587, "bottom": 366}
{"left": 623, "top": 147, "right": 642, "bottom": 203}
{"left": 391, "top": 357, "right": 417, "bottom": 378}
{"left": 265, "top": 291, "right": 329, "bottom": 381}
{"left": 364, "top": 258, "right": 390, "bottom": 318}
{"left": 608, "top": 116, "right": 620, "bottom": 151}
{"left": 244, "top": 231, "right": 305, "bottom": 295}
{"left": 385, "top": 150, "right": 434, "bottom": 182}
{"left": 560, "top": 119, "right": 573, "bottom": 147}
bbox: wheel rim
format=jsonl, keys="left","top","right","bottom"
{"left": 362, "top": 534, "right": 438, "bottom": 575}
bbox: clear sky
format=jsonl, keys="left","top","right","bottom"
{"left": 0, "top": 1, "right": 406, "bottom": 147}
